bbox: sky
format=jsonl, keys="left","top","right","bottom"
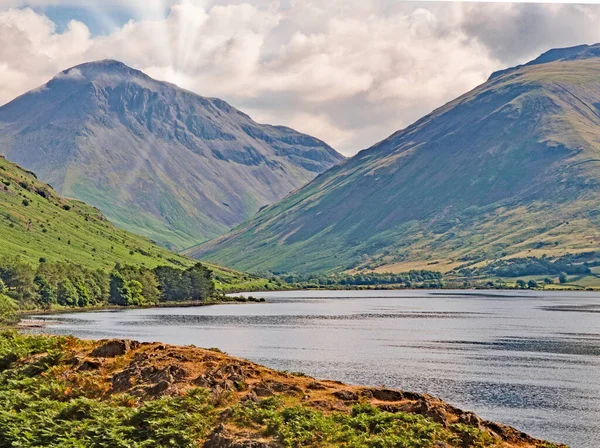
{"left": 1, "top": 1, "right": 600, "bottom": 155}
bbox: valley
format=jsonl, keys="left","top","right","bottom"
{"left": 191, "top": 45, "right": 600, "bottom": 284}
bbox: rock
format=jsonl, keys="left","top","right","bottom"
{"left": 459, "top": 412, "right": 482, "bottom": 427}
{"left": 370, "top": 388, "right": 405, "bottom": 402}
{"left": 147, "top": 380, "right": 171, "bottom": 396}
{"left": 306, "top": 381, "right": 327, "bottom": 391}
{"left": 78, "top": 360, "right": 102, "bottom": 371}
{"left": 193, "top": 374, "right": 212, "bottom": 388}
{"left": 111, "top": 368, "right": 137, "bottom": 392}
{"left": 333, "top": 390, "right": 359, "bottom": 402}
{"left": 266, "top": 380, "right": 303, "bottom": 396}
{"left": 484, "top": 421, "right": 536, "bottom": 444}
{"left": 252, "top": 385, "right": 274, "bottom": 397}
{"left": 241, "top": 391, "right": 258, "bottom": 402}
{"left": 91, "top": 340, "right": 138, "bottom": 358}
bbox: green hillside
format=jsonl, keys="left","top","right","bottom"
{"left": 189, "top": 44, "right": 600, "bottom": 280}
{"left": 0, "top": 155, "right": 275, "bottom": 292}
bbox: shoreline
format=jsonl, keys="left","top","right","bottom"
{"left": 0, "top": 332, "right": 566, "bottom": 448}
{"left": 18, "top": 285, "right": 594, "bottom": 318}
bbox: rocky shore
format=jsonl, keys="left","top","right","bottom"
{"left": 9, "top": 335, "right": 563, "bottom": 448}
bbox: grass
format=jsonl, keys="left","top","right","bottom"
{"left": 0, "top": 156, "right": 190, "bottom": 270}
{"left": 233, "top": 397, "right": 497, "bottom": 448}
{"left": 0, "top": 156, "right": 278, "bottom": 293}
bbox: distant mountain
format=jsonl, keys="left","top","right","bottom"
{"left": 190, "top": 44, "right": 600, "bottom": 274}
{"left": 0, "top": 60, "right": 343, "bottom": 249}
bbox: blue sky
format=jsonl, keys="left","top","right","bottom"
{"left": 41, "top": 5, "right": 131, "bottom": 34}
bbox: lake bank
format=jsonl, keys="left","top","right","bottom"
{"left": 0, "top": 331, "right": 563, "bottom": 447}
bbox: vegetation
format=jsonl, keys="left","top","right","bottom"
{"left": 0, "top": 155, "right": 190, "bottom": 270}
{"left": 0, "top": 256, "right": 218, "bottom": 311}
{"left": 457, "top": 255, "right": 595, "bottom": 278}
{"left": 233, "top": 397, "right": 495, "bottom": 448}
{"left": 0, "top": 332, "right": 218, "bottom": 447}
{"left": 280, "top": 270, "right": 444, "bottom": 289}
{"left": 0, "top": 332, "right": 561, "bottom": 448}
{"left": 0, "top": 156, "right": 280, "bottom": 300}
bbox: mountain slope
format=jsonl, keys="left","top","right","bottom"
{"left": 189, "top": 44, "right": 600, "bottom": 274}
{"left": 0, "top": 60, "right": 343, "bottom": 250}
{"left": 0, "top": 155, "right": 189, "bottom": 270}
{"left": 0, "top": 155, "right": 277, "bottom": 291}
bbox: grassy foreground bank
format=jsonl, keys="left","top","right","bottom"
{"left": 0, "top": 331, "right": 565, "bottom": 448}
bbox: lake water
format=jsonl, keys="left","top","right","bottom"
{"left": 29, "top": 290, "right": 600, "bottom": 448}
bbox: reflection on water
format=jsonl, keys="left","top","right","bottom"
{"left": 29, "top": 290, "right": 600, "bottom": 448}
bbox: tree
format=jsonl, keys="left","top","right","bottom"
{"left": 154, "top": 266, "right": 183, "bottom": 302}
{"left": 57, "top": 279, "right": 78, "bottom": 307}
{"left": 559, "top": 272, "right": 568, "bottom": 284}
{"left": 515, "top": 279, "right": 527, "bottom": 289}
{"left": 34, "top": 274, "right": 57, "bottom": 307}
{"left": 527, "top": 280, "right": 538, "bottom": 289}
{"left": 109, "top": 271, "right": 131, "bottom": 306}
{"left": 185, "top": 263, "right": 215, "bottom": 301}
{"left": 74, "top": 281, "right": 91, "bottom": 307}
{"left": 119, "top": 266, "right": 160, "bottom": 305}
{"left": 0, "top": 257, "right": 38, "bottom": 304}
{"left": 126, "top": 280, "right": 145, "bottom": 306}
{"left": 544, "top": 278, "right": 554, "bottom": 285}
{"left": 0, "top": 293, "right": 17, "bottom": 326}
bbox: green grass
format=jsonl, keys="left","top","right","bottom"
{"left": 0, "top": 156, "right": 276, "bottom": 293}
{"left": 0, "top": 156, "right": 190, "bottom": 270}
{"left": 233, "top": 396, "right": 499, "bottom": 448}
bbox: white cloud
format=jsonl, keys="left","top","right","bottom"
{"left": 54, "top": 67, "right": 83, "bottom": 80}
{"left": 0, "top": 2, "right": 600, "bottom": 154}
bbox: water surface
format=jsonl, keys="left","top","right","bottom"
{"left": 30, "top": 290, "right": 600, "bottom": 448}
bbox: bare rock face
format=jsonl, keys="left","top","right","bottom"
{"left": 90, "top": 340, "right": 139, "bottom": 358}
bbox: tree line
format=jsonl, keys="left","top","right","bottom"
{"left": 281, "top": 270, "right": 443, "bottom": 288}
{"left": 0, "top": 257, "right": 216, "bottom": 311}
{"left": 458, "top": 256, "right": 592, "bottom": 278}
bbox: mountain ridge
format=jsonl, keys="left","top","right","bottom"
{"left": 189, "top": 44, "right": 600, "bottom": 274}
{"left": 0, "top": 60, "right": 344, "bottom": 249}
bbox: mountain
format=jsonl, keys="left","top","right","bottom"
{"left": 0, "top": 155, "right": 277, "bottom": 291}
{"left": 189, "top": 44, "right": 600, "bottom": 274}
{"left": 0, "top": 60, "right": 344, "bottom": 250}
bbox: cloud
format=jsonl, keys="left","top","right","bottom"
{"left": 54, "top": 67, "right": 83, "bottom": 80}
{"left": 0, "top": 2, "right": 600, "bottom": 155}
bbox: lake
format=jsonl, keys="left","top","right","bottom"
{"left": 29, "top": 290, "right": 600, "bottom": 448}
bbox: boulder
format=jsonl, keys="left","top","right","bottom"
{"left": 90, "top": 340, "right": 138, "bottom": 358}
